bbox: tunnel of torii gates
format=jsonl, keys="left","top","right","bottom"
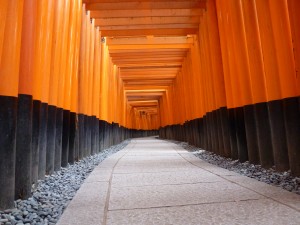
{"left": 0, "top": 0, "right": 300, "bottom": 210}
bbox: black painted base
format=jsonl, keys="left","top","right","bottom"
{"left": 266, "top": 100, "right": 287, "bottom": 170}
{"left": 244, "top": 104, "right": 260, "bottom": 165}
{"left": 38, "top": 103, "right": 48, "bottom": 179}
{"left": 32, "top": 100, "right": 41, "bottom": 184}
{"left": 159, "top": 98, "right": 300, "bottom": 175}
{"left": 54, "top": 108, "right": 63, "bottom": 171}
{"left": 283, "top": 97, "right": 300, "bottom": 176}
{"left": 78, "top": 114, "right": 85, "bottom": 160}
{"left": 61, "top": 110, "right": 70, "bottom": 168}
{"left": 15, "top": 94, "right": 33, "bottom": 200}
{"left": 68, "top": 112, "right": 77, "bottom": 164}
{"left": 0, "top": 95, "right": 17, "bottom": 210}
{"left": 46, "top": 105, "right": 56, "bottom": 175}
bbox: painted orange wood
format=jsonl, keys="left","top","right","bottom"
{"left": 0, "top": 0, "right": 23, "bottom": 97}
{"left": 49, "top": 0, "right": 64, "bottom": 106}
{"left": 33, "top": 0, "right": 48, "bottom": 101}
{"left": 0, "top": 0, "right": 9, "bottom": 65}
{"left": 18, "top": 0, "right": 38, "bottom": 96}
{"left": 70, "top": 0, "right": 82, "bottom": 114}
{"left": 255, "top": 0, "right": 282, "bottom": 102}
{"left": 268, "top": 0, "right": 297, "bottom": 99}
{"left": 40, "top": 0, "right": 55, "bottom": 104}
{"left": 64, "top": 0, "right": 77, "bottom": 111}
{"left": 57, "top": 0, "right": 70, "bottom": 109}
{"left": 240, "top": 0, "right": 268, "bottom": 104}
{"left": 287, "top": 0, "right": 300, "bottom": 96}
{"left": 78, "top": 4, "right": 87, "bottom": 115}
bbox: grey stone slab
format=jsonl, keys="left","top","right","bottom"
{"left": 107, "top": 198, "right": 300, "bottom": 225}
{"left": 85, "top": 170, "right": 112, "bottom": 183}
{"left": 109, "top": 181, "right": 264, "bottom": 210}
{"left": 57, "top": 182, "right": 109, "bottom": 225}
{"left": 111, "top": 169, "right": 223, "bottom": 187}
{"left": 58, "top": 137, "right": 300, "bottom": 225}
{"left": 224, "top": 175, "right": 300, "bottom": 211}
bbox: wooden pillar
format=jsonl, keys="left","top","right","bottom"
{"left": 206, "top": 0, "right": 231, "bottom": 158}
{"left": 0, "top": 0, "right": 23, "bottom": 210}
{"left": 15, "top": 0, "right": 37, "bottom": 200}
{"left": 38, "top": 0, "right": 54, "bottom": 179}
{"left": 61, "top": 0, "right": 76, "bottom": 168}
{"left": 69, "top": 0, "right": 82, "bottom": 164}
{"left": 78, "top": 4, "right": 87, "bottom": 160}
{"left": 47, "top": 0, "right": 64, "bottom": 175}
{"left": 268, "top": 0, "right": 300, "bottom": 176}
{"left": 255, "top": 0, "right": 290, "bottom": 170}
{"left": 215, "top": 0, "right": 238, "bottom": 160}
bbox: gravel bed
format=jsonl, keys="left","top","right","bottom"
{"left": 0, "top": 140, "right": 130, "bottom": 225}
{"left": 171, "top": 140, "right": 300, "bottom": 195}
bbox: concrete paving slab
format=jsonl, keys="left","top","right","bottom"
{"left": 224, "top": 175, "right": 300, "bottom": 211}
{"left": 85, "top": 170, "right": 112, "bottom": 183}
{"left": 111, "top": 169, "right": 223, "bottom": 187}
{"left": 107, "top": 198, "right": 300, "bottom": 225}
{"left": 57, "top": 182, "right": 109, "bottom": 225}
{"left": 109, "top": 181, "right": 264, "bottom": 210}
{"left": 58, "top": 137, "right": 300, "bottom": 225}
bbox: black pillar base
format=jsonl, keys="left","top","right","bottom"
{"left": 234, "top": 107, "right": 248, "bottom": 163}
{"left": 54, "top": 108, "right": 63, "bottom": 171}
{"left": 38, "top": 103, "right": 48, "bottom": 179}
{"left": 283, "top": 97, "right": 300, "bottom": 176}
{"left": 15, "top": 94, "right": 33, "bottom": 200}
{"left": 68, "top": 112, "right": 77, "bottom": 164}
{"left": 46, "top": 105, "right": 57, "bottom": 175}
{"left": 61, "top": 109, "right": 70, "bottom": 168}
{"left": 32, "top": 100, "right": 41, "bottom": 184}
{"left": 255, "top": 102, "right": 274, "bottom": 169}
{"left": 0, "top": 96, "right": 17, "bottom": 210}
{"left": 244, "top": 105, "right": 260, "bottom": 165}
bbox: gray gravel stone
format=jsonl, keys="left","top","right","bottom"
{"left": 0, "top": 140, "right": 130, "bottom": 225}
{"left": 168, "top": 139, "right": 300, "bottom": 195}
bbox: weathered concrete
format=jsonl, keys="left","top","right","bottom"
{"left": 57, "top": 137, "right": 300, "bottom": 225}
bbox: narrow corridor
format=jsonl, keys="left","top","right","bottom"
{"left": 57, "top": 138, "right": 300, "bottom": 225}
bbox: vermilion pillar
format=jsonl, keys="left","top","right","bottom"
{"left": 15, "top": 0, "right": 37, "bottom": 200}
{"left": 0, "top": 0, "right": 23, "bottom": 209}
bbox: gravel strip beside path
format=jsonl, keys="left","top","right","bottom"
{"left": 0, "top": 140, "right": 130, "bottom": 225}
{"left": 164, "top": 139, "right": 300, "bottom": 195}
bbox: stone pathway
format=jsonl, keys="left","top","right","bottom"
{"left": 57, "top": 137, "right": 300, "bottom": 225}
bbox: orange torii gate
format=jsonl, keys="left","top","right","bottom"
{"left": 0, "top": 0, "right": 300, "bottom": 210}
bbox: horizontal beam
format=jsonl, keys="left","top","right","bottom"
{"left": 101, "top": 28, "right": 198, "bottom": 37}
{"left": 117, "top": 63, "right": 183, "bottom": 67}
{"left": 109, "top": 44, "right": 191, "bottom": 50}
{"left": 122, "top": 76, "right": 176, "bottom": 80}
{"left": 95, "top": 16, "right": 200, "bottom": 27}
{"left": 99, "top": 24, "right": 198, "bottom": 31}
{"left": 107, "top": 36, "right": 195, "bottom": 45}
{"left": 86, "top": 1, "right": 206, "bottom": 11}
{"left": 109, "top": 48, "right": 188, "bottom": 53}
{"left": 123, "top": 81, "right": 174, "bottom": 85}
{"left": 90, "top": 9, "right": 204, "bottom": 18}
{"left": 84, "top": 0, "right": 204, "bottom": 2}
{"left": 111, "top": 53, "right": 187, "bottom": 58}
{"left": 127, "top": 96, "right": 161, "bottom": 100}
{"left": 121, "top": 65, "right": 181, "bottom": 69}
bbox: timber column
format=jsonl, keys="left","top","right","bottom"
{"left": 15, "top": 0, "right": 38, "bottom": 200}
{"left": 0, "top": 0, "right": 23, "bottom": 209}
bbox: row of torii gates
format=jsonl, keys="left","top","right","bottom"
{"left": 0, "top": 0, "right": 300, "bottom": 210}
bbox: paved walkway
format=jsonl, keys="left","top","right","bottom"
{"left": 57, "top": 137, "right": 300, "bottom": 225}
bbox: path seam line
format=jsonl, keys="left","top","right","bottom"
{"left": 102, "top": 141, "right": 135, "bottom": 225}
